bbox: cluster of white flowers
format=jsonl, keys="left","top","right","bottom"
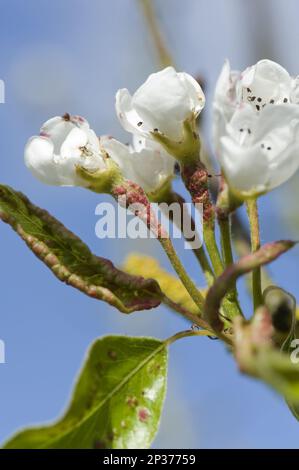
{"left": 213, "top": 59, "right": 299, "bottom": 196}
{"left": 25, "top": 60, "right": 299, "bottom": 198}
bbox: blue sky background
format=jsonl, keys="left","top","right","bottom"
{"left": 1, "top": 0, "right": 299, "bottom": 448}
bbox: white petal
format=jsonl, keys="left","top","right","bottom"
{"left": 100, "top": 136, "right": 135, "bottom": 176}
{"left": 220, "top": 137, "right": 271, "bottom": 194}
{"left": 253, "top": 103, "right": 299, "bottom": 141}
{"left": 213, "top": 60, "right": 241, "bottom": 155}
{"left": 132, "top": 67, "right": 196, "bottom": 140}
{"left": 40, "top": 117, "right": 76, "bottom": 154}
{"left": 116, "top": 67, "right": 205, "bottom": 141}
{"left": 178, "top": 72, "right": 205, "bottom": 115}
{"left": 60, "top": 127, "right": 88, "bottom": 160}
{"left": 115, "top": 88, "right": 150, "bottom": 136}
{"left": 24, "top": 136, "right": 65, "bottom": 186}
{"left": 131, "top": 147, "right": 174, "bottom": 193}
{"left": 100, "top": 135, "right": 174, "bottom": 193}
{"left": 225, "top": 104, "right": 256, "bottom": 145}
{"left": 239, "top": 59, "right": 292, "bottom": 107}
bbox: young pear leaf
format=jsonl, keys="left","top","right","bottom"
{"left": 0, "top": 185, "right": 162, "bottom": 313}
{"left": 254, "top": 349, "right": 299, "bottom": 403}
{"left": 204, "top": 240, "right": 296, "bottom": 331}
{"left": 4, "top": 335, "right": 168, "bottom": 449}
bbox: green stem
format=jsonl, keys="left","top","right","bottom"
{"left": 218, "top": 215, "right": 243, "bottom": 318}
{"left": 166, "top": 329, "right": 213, "bottom": 346}
{"left": 165, "top": 327, "right": 233, "bottom": 347}
{"left": 159, "top": 237, "right": 205, "bottom": 311}
{"left": 246, "top": 197, "right": 263, "bottom": 310}
{"left": 203, "top": 224, "right": 224, "bottom": 277}
{"left": 218, "top": 216, "right": 234, "bottom": 267}
{"left": 162, "top": 191, "right": 215, "bottom": 286}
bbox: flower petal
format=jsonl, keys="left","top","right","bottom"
{"left": 131, "top": 67, "right": 195, "bottom": 140}
{"left": 239, "top": 59, "right": 292, "bottom": 107}
{"left": 24, "top": 136, "right": 63, "bottom": 186}
{"left": 178, "top": 72, "right": 205, "bottom": 115}
{"left": 220, "top": 136, "right": 271, "bottom": 195}
{"left": 115, "top": 88, "right": 150, "bottom": 136}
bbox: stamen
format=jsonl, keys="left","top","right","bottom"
{"left": 257, "top": 97, "right": 262, "bottom": 103}
{"left": 137, "top": 121, "right": 143, "bottom": 127}
{"left": 283, "top": 98, "right": 288, "bottom": 103}
{"left": 256, "top": 105, "right": 260, "bottom": 111}
{"left": 270, "top": 99, "right": 274, "bottom": 104}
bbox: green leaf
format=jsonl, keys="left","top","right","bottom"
{"left": 0, "top": 185, "right": 162, "bottom": 313}
{"left": 204, "top": 240, "right": 296, "bottom": 331}
{"left": 4, "top": 335, "right": 168, "bottom": 449}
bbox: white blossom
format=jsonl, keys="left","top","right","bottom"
{"left": 99, "top": 135, "right": 175, "bottom": 194}
{"left": 213, "top": 59, "right": 299, "bottom": 196}
{"left": 25, "top": 114, "right": 108, "bottom": 186}
{"left": 116, "top": 66, "right": 205, "bottom": 142}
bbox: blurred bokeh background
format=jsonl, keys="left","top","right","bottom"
{"left": 1, "top": 0, "right": 299, "bottom": 448}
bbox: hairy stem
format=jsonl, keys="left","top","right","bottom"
{"left": 203, "top": 224, "right": 224, "bottom": 277}
{"left": 218, "top": 216, "right": 234, "bottom": 267}
{"left": 162, "top": 191, "right": 214, "bottom": 286}
{"left": 159, "top": 237, "right": 205, "bottom": 311}
{"left": 246, "top": 198, "right": 263, "bottom": 310}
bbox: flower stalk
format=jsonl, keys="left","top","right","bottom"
{"left": 161, "top": 190, "right": 214, "bottom": 286}
{"left": 111, "top": 179, "right": 205, "bottom": 312}
{"left": 246, "top": 197, "right": 263, "bottom": 310}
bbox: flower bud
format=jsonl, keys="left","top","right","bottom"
{"left": 116, "top": 66, "right": 205, "bottom": 161}
{"left": 24, "top": 114, "right": 123, "bottom": 193}
{"left": 99, "top": 135, "right": 175, "bottom": 200}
